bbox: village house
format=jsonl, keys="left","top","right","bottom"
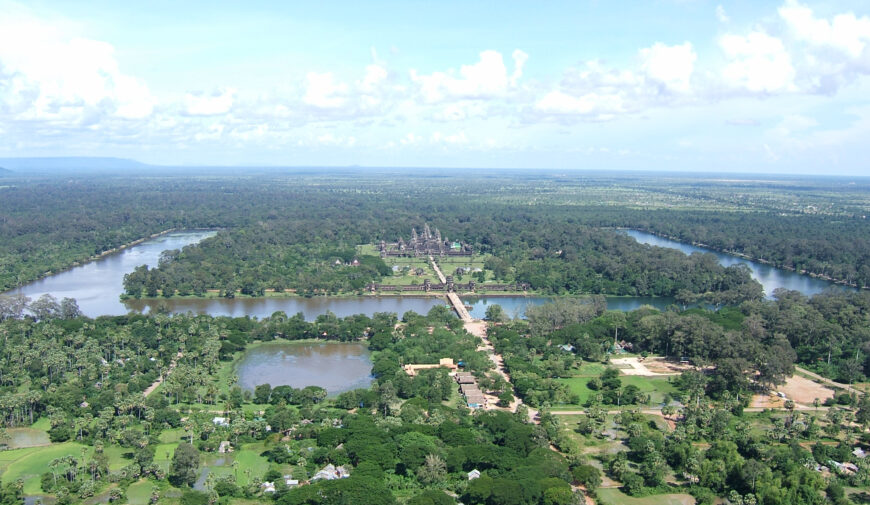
{"left": 311, "top": 463, "right": 351, "bottom": 481}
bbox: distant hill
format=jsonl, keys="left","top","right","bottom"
{"left": 0, "top": 166, "right": 10, "bottom": 176}
{"left": 0, "top": 157, "right": 148, "bottom": 173}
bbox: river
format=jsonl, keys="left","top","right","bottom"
{"left": 622, "top": 229, "right": 841, "bottom": 298}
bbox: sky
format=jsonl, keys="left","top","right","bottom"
{"left": 1, "top": 1, "right": 869, "bottom": 174}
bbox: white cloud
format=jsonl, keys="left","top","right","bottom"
{"left": 775, "top": 0, "right": 870, "bottom": 93}
{"left": 639, "top": 42, "right": 696, "bottom": 92}
{"left": 400, "top": 132, "right": 422, "bottom": 145}
{"left": 410, "top": 50, "right": 526, "bottom": 102}
{"left": 535, "top": 90, "right": 624, "bottom": 117}
{"left": 779, "top": 0, "right": 870, "bottom": 59}
{"left": 431, "top": 131, "right": 468, "bottom": 145}
{"left": 720, "top": 32, "right": 796, "bottom": 93}
{"left": 185, "top": 88, "right": 235, "bottom": 116}
{"left": 510, "top": 49, "right": 528, "bottom": 87}
{"left": 193, "top": 122, "right": 224, "bottom": 142}
{"left": 359, "top": 64, "right": 388, "bottom": 94}
{"left": 716, "top": 5, "right": 730, "bottom": 23}
{"left": 303, "top": 72, "right": 348, "bottom": 109}
{"left": 531, "top": 42, "right": 695, "bottom": 121}
{"left": 0, "top": 10, "right": 154, "bottom": 121}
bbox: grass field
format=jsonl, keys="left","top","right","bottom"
{"left": 556, "top": 377, "right": 598, "bottom": 406}
{"left": 0, "top": 442, "right": 90, "bottom": 494}
{"left": 232, "top": 444, "right": 271, "bottom": 486}
{"left": 154, "top": 443, "right": 180, "bottom": 472}
{"left": 126, "top": 479, "right": 155, "bottom": 505}
{"left": 159, "top": 428, "right": 185, "bottom": 444}
{"left": 597, "top": 488, "right": 696, "bottom": 505}
{"left": 555, "top": 374, "right": 678, "bottom": 409}
{"left": 573, "top": 362, "right": 608, "bottom": 377}
{"left": 31, "top": 417, "right": 51, "bottom": 431}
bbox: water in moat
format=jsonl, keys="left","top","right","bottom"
{"left": 125, "top": 295, "right": 443, "bottom": 320}
{"left": 463, "top": 295, "right": 676, "bottom": 320}
{"left": 7, "top": 230, "right": 217, "bottom": 317}
{"left": 8, "top": 228, "right": 845, "bottom": 321}
{"left": 235, "top": 342, "right": 373, "bottom": 395}
{"left": 622, "top": 229, "right": 843, "bottom": 298}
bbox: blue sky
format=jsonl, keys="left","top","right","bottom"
{"left": 1, "top": 1, "right": 869, "bottom": 174}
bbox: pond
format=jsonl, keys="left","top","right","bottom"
{"left": 622, "top": 229, "right": 844, "bottom": 298}
{"left": 7, "top": 428, "right": 50, "bottom": 449}
{"left": 235, "top": 342, "right": 373, "bottom": 395}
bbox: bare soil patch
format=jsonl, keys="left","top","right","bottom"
{"left": 751, "top": 374, "right": 835, "bottom": 408}
{"left": 609, "top": 357, "right": 687, "bottom": 376}
{"left": 779, "top": 374, "right": 835, "bottom": 405}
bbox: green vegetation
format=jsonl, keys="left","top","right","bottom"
{"left": 2, "top": 170, "right": 870, "bottom": 505}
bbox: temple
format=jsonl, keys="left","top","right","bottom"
{"left": 367, "top": 276, "right": 529, "bottom": 294}
{"left": 379, "top": 223, "right": 473, "bottom": 258}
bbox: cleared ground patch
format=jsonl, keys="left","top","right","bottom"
{"left": 779, "top": 374, "right": 836, "bottom": 405}
{"left": 610, "top": 357, "right": 687, "bottom": 376}
{"left": 597, "top": 488, "right": 696, "bottom": 505}
{"left": 751, "top": 373, "right": 836, "bottom": 408}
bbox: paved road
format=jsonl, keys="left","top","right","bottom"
{"left": 430, "top": 255, "right": 473, "bottom": 321}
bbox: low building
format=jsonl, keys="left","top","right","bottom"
{"left": 312, "top": 464, "right": 351, "bottom": 481}
{"left": 455, "top": 372, "right": 476, "bottom": 384}
{"left": 468, "top": 469, "right": 481, "bottom": 480}
{"left": 403, "top": 358, "right": 458, "bottom": 376}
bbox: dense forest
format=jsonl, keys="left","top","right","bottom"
{"left": 121, "top": 213, "right": 762, "bottom": 302}
{"left": 0, "top": 303, "right": 585, "bottom": 505}
{"left": 2, "top": 171, "right": 870, "bottom": 293}
{"left": 2, "top": 170, "right": 870, "bottom": 505}
{"left": 0, "top": 293, "right": 867, "bottom": 504}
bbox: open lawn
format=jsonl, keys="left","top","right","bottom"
{"left": 556, "top": 377, "right": 597, "bottom": 407}
{"left": 0, "top": 442, "right": 90, "bottom": 495}
{"left": 154, "top": 443, "right": 180, "bottom": 472}
{"left": 233, "top": 444, "right": 271, "bottom": 486}
{"left": 126, "top": 479, "right": 154, "bottom": 505}
{"left": 104, "top": 444, "right": 135, "bottom": 471}
{"left": 620, "top": 376, "right": 679, "bottom": 405}
{"left": 573, "top": 362, "right": 608, "bottom": 377}
{"left": 31, "top": 417, "right": 51, "bottom": 431}
{"left": 159, "top": 428, "right": 185, "bottom": 444}
{"left": 597, "top": 488, "right": 695, "bottom": 505}
{"left": 555, "top": 375, "right": 678, "bottom": 409}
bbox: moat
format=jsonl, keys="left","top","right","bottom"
{"left": 6, "top": 228, "right": 847, "bottom": 320}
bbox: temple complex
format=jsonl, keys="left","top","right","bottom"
{"left": 379, "top": 223, "right": 473, "bottom": 258}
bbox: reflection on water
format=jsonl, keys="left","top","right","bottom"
{"left": 8, "top": 230, "right": 216, "bottom": 317}
{"left": 236, "top": 342, "right": 373, "bottom": 395}
{"left": 7, "top": 428, "right": 50, "bottom": 449}
{"left": 622, "top": 229, "right": 842, "bottom": 298}
{"left": 125, "top": 295, "right": 442, "bottom": 321}
{"left": 10, "top": 227, "right": 843, "bottom": 322}
{"left": 464, "top": 295, "right": 676, "bottom": 320}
